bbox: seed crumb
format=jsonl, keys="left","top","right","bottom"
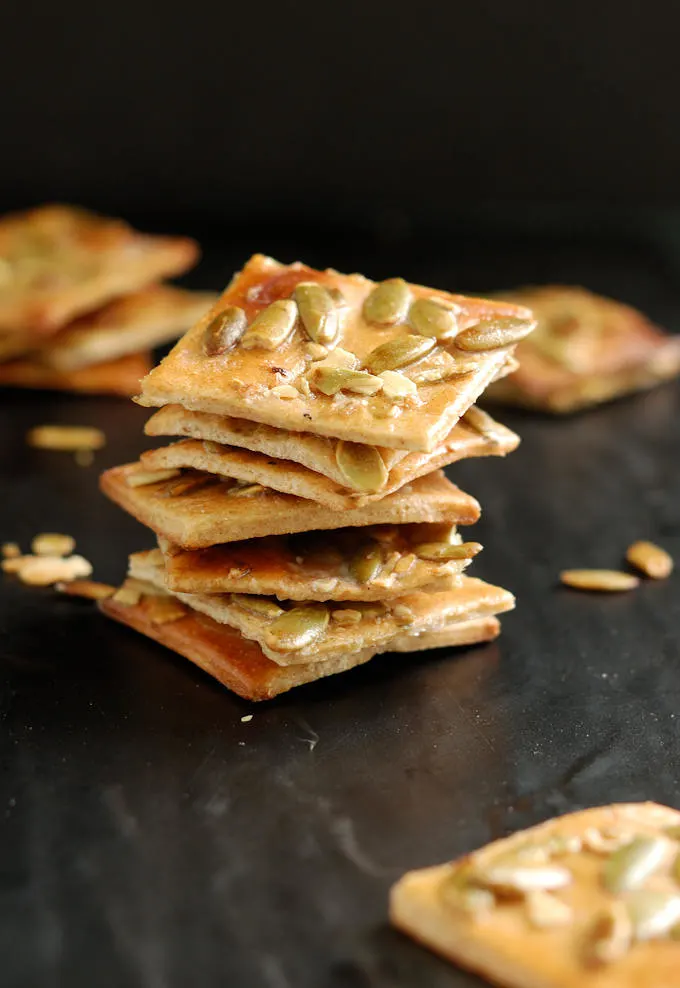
{"left": 241, "top": 714, "right": 253, "bottom": 723}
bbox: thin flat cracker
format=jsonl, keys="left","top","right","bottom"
{"left": 0, "top": 204, "right": 198, "bottom": 333}
{"left": 100, "top": 464, "right": 481, "bottom": 549}
{"left": 100, "top": 591, "right": 500, "bottom": 701}
{"left": 136, "top": 254, "right": 534, "bottom": 451}
{"left": 128, "top": 549, "right": 514, "bottom": 665}
{"left": 487, "top": 285, "right": 680, "bottom": 413}
{"left": 0, "top": 351, "right": 152, "bottom": 397}
{"left": 156, "top": 522, "right": 469, "bottom": 600}
{"left": 390, "top": 802, "right": 680, "bottom": 988}
{"left": 142, "top": 407, "right": 519, "bottom": 508}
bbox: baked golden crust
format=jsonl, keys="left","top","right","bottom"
{"left": 391, "top": 802, "right": 680, "bottom": 988}
{"left": 0, "top": 351, "right": 152, "bottom": 397}
{"left": 100, "top": 464, "right": 481, "bottom": 549}
{"left": 136, "top": 254, "right": 534, "bottom": 451}
{"left": 99, "top": 591, "right": 500, "bottom": 700}
{"left": 142, "top": 406, "right": 519, "bottom": 509}
{"left": 0, "top": 204, "right": 199, "bottom": 333}
{"left": 487, "top": 286, "right": 680, "bottom": 413}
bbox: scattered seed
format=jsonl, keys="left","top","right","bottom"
{"left": 336, "top": 441, "right": 388, "bottom": 493}
{"left": 408, "top": 297, "right": 460, "bottom": 340}
{"left": 626, "top": 889, "right": 680, "bottom": 941}
{"left": 413, "top": 541, "right": 482, "bottom": 561}
{"left": 241, "top": 714, "right": 253, "bottom": 723}
{"left": 126, "top": 468, "right": 181, "bottom": 488}
{"left": 589, "top": 901, "right": 633, "bottom": 965}
{"left": 363, "top": 278, "right": 412, "bottom": 326}
{"left": 264, "top": 604, "right": 330, "bottom": 652}
{"left": 18, "top": 555, "right": 92, "bottom": 586}
{"left": 241, "top": 299, "right": 297, "bottom": 350}
{"left": 626, "top": 540, "right": 673, "bottom": 580}
{"left": 602, "top": 835, "right": 671, "bottom": 893}
{"left": 525, "top": 890, "right": 573, "bottom": 929}
{"left": 203, "top": 306, "right": 247, "bottom": 355}
{"left": 1, "top": 543, "right": 20, "bottom": 559}
{"left": 27, "top": 424, "right": 106, "bottom": 452}
{"left": 56, "top": 579, "right": 115, "bottom": 600}
{"left": 560, "top": 569, "right": 640, "bottom": 592}
{"left": 455, "top": 316, "right": 535, "bottom": 351}
{"left": 31, "top": 533, "right": 75, "bottom": 558}
{"left": 363, "top": 335, "right": 436, "bottom": 374}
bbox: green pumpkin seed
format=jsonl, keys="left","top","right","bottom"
{"left": 440, "top": 871, "right": 496, "bottom": 916}
{"left": 336, "top": 441, "right": 388, "bottom": 493}
{"left": 363, "top": 335, "right": 436, "bottom": 374}
{"left": 203, "top": 306, "right": 247, "bottom": 355}
{"left": 293, "top": 282, "right": 340, "bottom": 346}
{"left": 603, "top": 836, "right": 671, "bottom": 893}
{"left": 363, "top": 278, "right": 412, "bottom": 326}
{"left": 545, "top": 834, "right": 583, "bottom": 856}
{"left": 408, "top": 297, "right": 460, "bottom": 340}
{"left": 589, "top": 902, "right": 633, "bottom": 965}
{"left": 230, "top": 595, "right": 284, "bottom": 619}
{"left": 264, "top": 603, "right": 330, "bottom": 652}
{"left": 413, "top": 541, "right": 483, "bottom": 562}
{"left": 475, "top": 863, "right": 571, "bottom": 895}
{"left": 455, "top": 316, "right": 535, "bottom": 352}
{"left": 626, "top": 889, "right": 680, "bottom": 941}
{"left": 525, "top": 890, "right": 572, "bottom": 929}
{"left": 312, "top": 366, "right": 383, "bottom": 396}
{"left": 241, "top": 299, "right": 298, "bottom": 350}
{"left": 349, "top": 545, "right": 383, "bottom": 584}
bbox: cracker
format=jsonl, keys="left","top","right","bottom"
{"left": 0, "top": 204, "right": 198, "bottom": 333}
{"left": 128, "top": 548, "right": 514, "bottom": 665}
{"left": 100, "top": 589, "right": 501, "bottom": 700}
{"left": 142, "top": 407, "right": 519, "bottom": 508}
{"left": 100, "top": 464, "right": 481, "bottom": 549}
{"left": 390, "top": 802, "right": 680, "bottom": 988}
{"left": 155, "top": 522, "right": 469, "bottom": 600}
{"left": 487, "top": 285, "right": 680, "bottom": 413}
{"left": 35, "top": 285, "right": 218, "bottom": 371}
{"left": 0, "top": 351, "right": 152, "bottom": 397}
{"left": 136, "top": 254, "right": 534, "bottom": 451}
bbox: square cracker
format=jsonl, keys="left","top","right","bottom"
{"left": 0, "top": 351, "right": 152, "bottom": 397}
{"left": 100, "top": 588, "right": 500, "bottom": 700}
{"left": 157, "top": 521, "right": 470, "bottom": 601}
{"left": 142, "top": 406, "right": 519, "bottom": 509}
{"left": 390, "top": 802, "right": 680, "bottom": 988}
{"left": 100, "top": 464, "right": 481, "bottom": 549}
{"left": 486, "top": 285, "right": 680, "bottom": 413}
{"left": 128, "top": 548, "right": 514, "bottom": 665}
{"left": 136, "top": 253, "right": 534, "bottom": 451}
{"left": 35, "top": 285, "right": 218, "bottom": 371}
{"left": 0, "top": 204, "right": 199, "bottom": 333}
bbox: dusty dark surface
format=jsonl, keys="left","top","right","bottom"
{"left": 1, "top": 232, "right": 679, "bottom": 987}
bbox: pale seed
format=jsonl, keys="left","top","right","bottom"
{"left": 230, "top": 595, "right": 284, "bottom": 619}
{"left": 392, "top": 604, "right": 414, "bottom": 627}
{"left": 241, "top": 299, "right": 298, "bottom": 350}
{"left": 31, "top": 533, "right": 75, "bottom": 557}
{"left": 336, "top": 441, "right": 388, "bottom": 493}
{"left": 625, "top": 889, "right": 680, "bottom": 941}
{"left": 363, "top": 335, "right": 436, "bottom": 374}
{"left": 349, "top": 545, "right": 383, "bottom": 584}
{"left": 331, "top": 609, "right": 363, "bottom": 626}
{"left": 602, "top": 835, "right": 671, "bottom": 893}
{"left": 440, "top": 873, "right": 496, "bottom": 917}
{"left": 112, "top": 583, "right": 142, "bottom": 606}
{"left": 264, "top": 604, "right": 330, "bottom": 652}
{"left": 583, "top": 827, "right": 633, "bottom": 854}
{"left": 545, "top": 834, "right": 583, "bottom": 856}
{"left": 56, "top": 579, "right": 115, "bottom": 600}
{"left": 363, "top": 278, "right": 412, "bottom": 326}
{"left": 455, "top": 316, "right": 535, "bottom": 351}
{"left": 126, "top": 468, "right": 181, "bottom": 488}
{"left": 27, "top": 424, "right": 106, "bottom": 452}
{"left": 18, "top": 555, "right": 92, "bottom": 586}
{"left": 228, "top": 483, "right": 266, "bottom": 497}
{"left": 475, "top": 863, "right": 571, "bottom": 895}
{"left": 525, "top": 890, "right": 573, "bottom": 929}
{"left": 317, "top": 347, "right": 360, "bottom": 370}
{"left": 378, "top": 369, "right": 418, "bottom": 400}
{"left": 312, "top": 366, "right": 383, "bottom": 396}
{"left": 560, "top": 569, "right": 640, "bottom": 592}
{"left": 271, "top": 384, "right": 299, "bottom": 399}
{"left": 203, "top": 306, "right": 247, "bottom": 355}
{"left": 408, "top": 296, "right": 460, "bottom": 341}
{"left": 394, "top": 552, "right": 416, "bottom": 575}
{"left": 293, "top": 282, "right": 340, "bottom": 346}
{"left": 2, "top": 543, "right": 21, "bottom": 559}
{"left": 626, "top": 540, "right": 673, "bottom": 580}
{"left": 305, "top": 342, "right": 329, "bottom": 360}
{"left": 413, "top": 541, "right": 482, "bottom": 562}
{"left": 589, "top": 902, "right": 633, "bottom": 965}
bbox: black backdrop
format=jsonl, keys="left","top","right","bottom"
{"left": 2, "top": 0, "right": 680, "bottom": 226}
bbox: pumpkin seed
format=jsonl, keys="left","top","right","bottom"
{"left": 475, "top": 863, "right": 571, "bottom": 895}
{"left": 126, "top": 468, "right": 181, "bottom": 488}
{"left": 363, "top": 278, "right": 412, "bottom": 326}
{"left": 349, "top": 545, "right": 383, "bottom": 584}
{"left": 378, "top": 369, "right": 418, "bottom": 399}
{"left": 230, "top": 595, "right": 284, "bottom": 619}
{"left": 441, "top": 878, "right": 496, "bottom": 917}
{"left": 589, "top": 902, "right": 633, "bottom": 965}
{"left": 392, "top": 604, "right": 414, "bottom": 627}
{"left": 31, "top": 533, "right": 76, "bottom": 558}
{"left": 626, "top": 889, "right": 680, "bottom": 940}
{"left": 455, "top": 316, "right": 535, "bottom": 352}
{"left": 408, "top": 297, "right": 460, "bottom": 341}
{"left": 331, "top": 608, "right": 363, "bottom": 625}
{"left": 241, "top": 299, "right": 297, "bottom": 350}
{"left": 545, "top": 834, "right": 583, "bottom": 856}
{"left": 228, "top": 483, "right": 266, "bottom": 497}
{"left": 603, "top": 835, "right": 671, "bottom": 893}
{"left": 293, "top": 282, "right": 340, "bottom": 346}
{"left": 583, "top": 827, "right": 633, "bottom": 854}
{"left": 312, "top": 366, "right": 383, "bottom": 396}
{"left": 560, "top": 569, "right": 640, "bottom": 592}
{"left": 203, "top": 306, "right": 247, "bottom": 355}
{"left": 363, "top": 335, "right": 436, "bottom": 375}
{"left": 626, "top": 540, "right": 674, "bottom": 580}
{"left": 264, "top": 603, "right": 330, "bottom": 652}
{"left": 336, "top": 441, "right": 388, "bottom": 493}
{"left": 394, "top": 552, "right": 416, "bottom": 575}
{"left": 525, "top": 890, "right": 573, "bottom": 929}
{"left": 163, "top": 473, "right": 218, "bottom": 498}
{"left": 413, "top": 541, "right": 482, "bottom": 562}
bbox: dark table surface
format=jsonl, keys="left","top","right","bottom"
{"left": 2, "top": 229, "right": 680, "bottom": 988}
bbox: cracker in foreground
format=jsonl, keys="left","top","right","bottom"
{"left": 136, "top": 254, "right": 535, "bottom": 451}
{"left": 100, "top": 464, "right": 481, "bottom": 549}
{"left": 0, "top": 204, "right": 199, "bottom": 333}
{"left": 390, "top": 802, "right": 680, "bottom": 988}
{"left": 486, "top": 286, "right": 680, "bottom": 413}
{"left": 0, "top": 351, "right": 152, "bottom": 397}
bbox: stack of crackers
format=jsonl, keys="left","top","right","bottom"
{"left": 99, "top": 254, "right": 536, "bottom": 700}
{"left": 0, "top": 204, "right": 216, "bottom": 397}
